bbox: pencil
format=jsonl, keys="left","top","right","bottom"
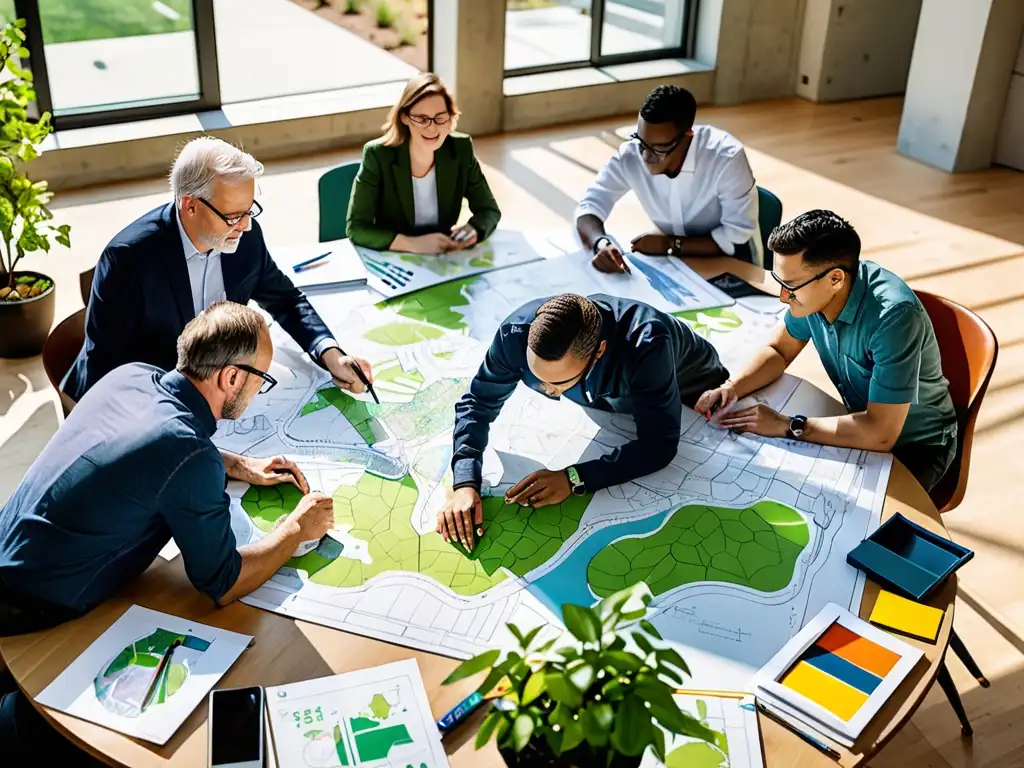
{"left": 140, "top": 638, "right": 181, "bottom": 713}
{"left": 673, "top": 688, "right": 748, "bottom": 699}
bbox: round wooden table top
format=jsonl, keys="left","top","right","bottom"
{"left": 0, "top": 256, "right": 955, "bottom": 768}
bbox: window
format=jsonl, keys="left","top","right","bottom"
{"left": 505, "top": 0, "right": 696, "bottom": 76}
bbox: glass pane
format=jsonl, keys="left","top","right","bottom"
{"left": 0, "top": 1, "right": 16, "bottom": 25}
{"left": 600, "top": 0, "right": 686, "bottom": 57}
{"left": 216, "top": 0, "right": 426, "bottom": 104}
{"left": 505, "top": 0, "right": 592, "bottom": 72}
{"left": 38, "top": 0, "right": 201, "bottom": 114}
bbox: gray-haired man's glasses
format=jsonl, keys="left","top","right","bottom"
{"left": 200, "top": 197, "right": 263, "bottom": 227}
{"left": 233, "top": 363, "right": 277, "bottom": 395}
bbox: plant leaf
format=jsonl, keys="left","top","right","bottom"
{"left": 475, "top": 664, "right": 511, "bottom": 699}
{"left": 640, "top": 619, "right": 662, "bottom": 640}
{"left": 603, "top": 650, "right": 643, "bottom": 673}
{"left": 582, "top": 702, "right": 613, "bottom": 747}
{"left": 521, "top": 670, "right": 546, "bottom": 706}
{"left": 562, "top": 604, "right": 602, "bottom": 644}
{"left": 567, "top": 662, "right": 595, "bottom": 694}
{"left": 507, "top": 623, "right": 526, "bottom": 647}
{"left": 521, "top": 625, "right": 544, "bottom": 652}
{"left": 561, "top": 716, "right": 585, "bottom": 752}
{"left": 631, "top": 632, "right": 655, "bottom": 657}
{"left": 544, "top": 673, "right": 582, "bottom": 709}
{"left": 511, "top": 713, "right": 534, "bottom": 752}
{"left": 442, "top": 649, "right": 500, "bottom": 685}
{"left": 655, "top": 648, "right": 691, "bottom": 678}
{"left": 475, "top": 710, "right": 504, "bottom": 750}
{"left": 610, "top": 694, "right": 653, "bottom": 756}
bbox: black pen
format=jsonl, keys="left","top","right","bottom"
{"left": 336, "top": 348, "right": 379, "bottom": 404}
{"left": 756, "top": 703, "right": 841, "bottom": 760}
{"left": 140, "top": 638, "right": 181, "bottom": 713}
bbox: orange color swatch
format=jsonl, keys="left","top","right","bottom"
{"left": 816, "top": 623, "right": 899, "bottom": 678}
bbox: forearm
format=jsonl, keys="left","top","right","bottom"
{"left": 219, "top": 450, "right": 245, "bottom": 480}
{"left": 576, "top": 438, "right": 677, "bottom": 492}
{"left": 576, "top": 214, "right": 607, "bottom": 251}
{"left": 671, "top": 236, "right": 725, "bottom": 257}
{"left": 801, "top": 412, "right": 899, "bottom": 452}
{"left": 730, "top": 346, "right": 790, "bottom": 399}
{"left": 390, "top": 233, "right": 417, "bottom": 251}
{"left": 217, "top": 517, "right": 305, "bottom": 605}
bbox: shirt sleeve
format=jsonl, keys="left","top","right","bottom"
{"left": 867, "top": 305, "right": 926, "bottom": 405}
{"left": 784, "top": 309, "right": 812, "bottom": 341}
{"left": 451, "top": 326, "right": 525, "bottom": 490}
{"left": 158, "top": 446, "right": 242, "bottom": 603}
{"left": 575, "top": 330, "right": 681, "bottom": 492}
{"left": 709, "top": 149, "right": 759, "bottom": 257}
{"left": 574, "top": 143, "right": 634, "bottom": 223}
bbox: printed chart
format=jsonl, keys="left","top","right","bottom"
{"left": 266, "top": 659, "right": 448, "bottom": 768}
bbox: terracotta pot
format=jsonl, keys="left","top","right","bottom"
{"left": 0, "top": 271, "right": 56, "bottom": 358}
{"left": 499, "top": 744, "right": 643, "bottom": 768}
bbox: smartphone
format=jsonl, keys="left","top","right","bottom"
{"left": 208, "top": 686, "right": 265, "bottom": 768}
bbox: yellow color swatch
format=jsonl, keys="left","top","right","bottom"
{"left": 780, "top": 661, "right": 870, "bottom": 721}
{"left": 870, "top": 590, "right": 944, "bottom": 642}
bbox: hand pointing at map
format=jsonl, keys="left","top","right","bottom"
{"left": 322, "top": 349, "right": 374, "bottom": 395}
{"left": 437, "top": 487, "right": 483, "bottom": 551}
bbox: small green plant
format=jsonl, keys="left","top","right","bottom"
{"left": 343, "top": 0, "right": 360, "bottom": 14}
{"left": 443, "top": 583, "right": 715, "bottom": 767}
{"left": 0, "top": 18, "right": 70, "bottom": 301}
{"left": 374, "top": 0, "right": 396, "bottom": 28}
{"left": 397, "top": 20, "right": 418, "bottom": 47}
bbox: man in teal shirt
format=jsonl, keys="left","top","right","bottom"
{"left": 695, "top": 209, "right": 957, "bottom": 491}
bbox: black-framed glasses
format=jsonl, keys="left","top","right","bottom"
{"left": 407, "top": 111, "right": 451, "bottom": 127}
{"left": 770, "top": 266, "right": 851, "bottom": 295}
{"left": 630, "top": 130, "right": 688, "bottom": 158}
{"left": 199, "top": 197, "right": 263, "bottom": 227}
{"left": 232, "top": 363, "right": 277, "bottom": 395}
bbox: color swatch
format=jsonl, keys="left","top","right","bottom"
{"left": 869, "top": 589, "right": 944, "bottom": 642}
{"left": 779, "top": 622, "right": 900, "bottom": 721}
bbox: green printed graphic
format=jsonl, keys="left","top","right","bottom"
{"left": 673, "top": 306, "right": 744, "bottom": 339}
{"left": 379, "top": 276, "right": 478, "bottom": 331}
{"left": 333, "top": 724, "right": 350, "bottom": 766}
{"left": 398, "top": 246, "right": 494, "bottom": 276}
{"left": 587, "top": 501, "right": 809, "bottom": 597}
{"left": 454, "top": 494, "right": 593, "bottom": 578}
{"left": 353, "top": 722, "right": 415, "bottom": 761}
{"left": 363, "top": 321, "right": 445, "bottom": 346}
{"left": 368, "top": 693, "right": 391, "bottom": 720}
{"left": 350, "top": 716, "right": 380, "bottom": 733}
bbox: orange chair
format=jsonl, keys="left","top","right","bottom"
{"left": 916, "top": 290, "right": 999, "bottom": 737}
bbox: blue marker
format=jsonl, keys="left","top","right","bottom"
{"left": 437, "top": 691, "right": 483, "bottom": 735}
{"left": 292, "top": 251, "right": 331, "bottom": 272}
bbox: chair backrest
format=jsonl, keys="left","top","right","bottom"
{"left": 42, "top": 309, "right": 86, "bottom": 418}
{"left": 915, "top": 290, "right": 998, "bottom": 514}
{"left": 79, "top": 267, "right": 94, "bottom": 306}
{"left": 757, "top": 186, "right": 783, "bottom": 271}
{"left": 318, "top": 162, "right": 361, "bottom": 243}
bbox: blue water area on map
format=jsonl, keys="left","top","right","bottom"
{"left": 527, "top": 509, "right": 672, "bottom": 617}
{"left": 628, "top": 256, "right": 697, "bottom": 305}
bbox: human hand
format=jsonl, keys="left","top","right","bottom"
{"left": 504, "top": 469, "right": 571, "bottom": 508}
{"left": 630, "top": 232, "right": 671, "bottom": 255}
{"left": 411, "top": 232, "right": 458, "bottom": 254}
{"left": 322, "top": 349, "right": 374, "bottom": 394}
{"left": 437, "top": 487, "right": 483, "bottom": 551}
{"left": 717, "top": 403, "right": 790, "bottom": 438}
{"left": 450, "top": 224, "right": 478, "bottom": 249}
{"left": 694, "top": 381, "right": 738, "bottom": 420}
{"left": 235, "top": 455, "right": 310, "bottom": 494}
{"left": 591, "top": 240, "right": 630, "bottom": 274}
{"left": 290, "top": 492, "right": 335, "bottom": 541}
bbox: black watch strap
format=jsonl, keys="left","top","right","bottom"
{"left": 593, "top": 236, "right": 612, "bottom": 254}
{"left": 787, "top": 415, "right": 808, "bottom": 440}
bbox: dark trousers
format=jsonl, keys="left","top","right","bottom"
{"left": 0, "top": 579, "right": 101, "bottom": 766}
{"left": 894, "top": 439, "right": 957, "bottom": 494}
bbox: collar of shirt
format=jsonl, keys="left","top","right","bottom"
{"left": 175, "top": 206, "right": 215, "bottom": 261}
{"left": 836, "top": 261, "right": 869, "bottom": 325}
{"left": 679, "top": 136, "right": 698, "bottom": 174}
{"left": 159, "top": 370, "right": 218, "bottom": 438}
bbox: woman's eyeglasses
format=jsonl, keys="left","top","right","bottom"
{"left": 200, "top": 198, "right": 263, "bottom": 227}
{"left": 407, "top": 112, "right": 451, "bottom": 127}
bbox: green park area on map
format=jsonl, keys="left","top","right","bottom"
{"left": 587, "top": 501, "right": 809, "bottom": 597}
{"left": 378, "top": 276, "right": 476, "bottom": 331}
{"left": 94, "top": 628, "right": 211, "bottom": 707}
{"left": 399, "top": 246, "right": 495, "bottom": 276}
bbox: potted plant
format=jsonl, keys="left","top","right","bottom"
{"left": 0, "top": 18, "right": 71, "bottom": 358}
{"left": 443, "top": 583, "right": 716, "bottom": 767}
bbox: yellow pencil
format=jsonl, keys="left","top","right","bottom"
{"left": 673, "top": 688, "right": 749, "bottom": 699}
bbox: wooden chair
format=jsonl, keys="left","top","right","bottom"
{"left": 916, "top": 289, "right": 999, "bottom": 737}
{"left": 41, "top": 268, "right": 94, "bottom": 418}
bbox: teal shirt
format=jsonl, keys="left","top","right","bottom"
{"left": 784, "top": 260, "right": 957, "bottom": 451}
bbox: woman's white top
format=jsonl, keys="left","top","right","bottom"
{"left": 412, "top": 166, "right": 439, "bottom": 229}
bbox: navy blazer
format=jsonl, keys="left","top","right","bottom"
{"left": 64, "top": 203, "right": 333, "bottom": 401}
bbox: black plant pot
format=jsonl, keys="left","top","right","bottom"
{"left": 500, "top": 744, "right": 643, "bottom": 768}
{"left": 0, "top": 271, "right": 56, "bottom": 358}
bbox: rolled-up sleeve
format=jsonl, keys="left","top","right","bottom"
{"left": 868, "top": 305, "right": 925, "bottom": 405}
{"left": 574, "top": 144, "right": 633, "bottom": 223}
{"left": 159, "top": 446, "right": 242, "bottom": 603}
{"left": 709, "top": 149, "right": 758, "bottom": 257}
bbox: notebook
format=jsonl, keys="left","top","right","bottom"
{"left": 273, "top": 238, "right": 368, "bottom": 290}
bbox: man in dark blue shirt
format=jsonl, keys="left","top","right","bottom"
{"left": 438, "top": 293, "right": 728, "bottom": 549}
{"left": 0, "top": 302, "right": 335, "bottom": 763}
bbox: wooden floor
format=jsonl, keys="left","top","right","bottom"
{"left": 3, "top": 96, "right": 1024, "bottom": 766}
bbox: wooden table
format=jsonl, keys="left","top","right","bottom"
{"left": 0, "top": 256, "right": 955, "bottom": 768}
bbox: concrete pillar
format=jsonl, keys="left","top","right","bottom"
{"left": 430, "top": 0, "right": 505, "bottom": 136}
{"left": 897, "top": 0, "right": 1024, "bottom": 172}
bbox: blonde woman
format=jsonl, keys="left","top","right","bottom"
{"left": 346, "top": 73, "right": 501, "bottom": 254}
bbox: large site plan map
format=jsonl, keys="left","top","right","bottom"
{"left": 214, "top": 249, "right": 891, "bottom": 690}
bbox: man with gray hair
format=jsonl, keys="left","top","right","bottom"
{"left": 63, "top": 136, "right": 372, "bottom": 403}
{"left": 0, "top": 302, "right": 336, "bottom": 759}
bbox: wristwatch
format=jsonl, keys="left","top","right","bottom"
{"left": 787, "top": 415, "right": 808, "bottom": 440}
{"left": 666, "top": 237, "right": 683, "bottom": 257}
{"left": 593, "top": 236, "right": 612, "bottom": 254}
{"left": 566, "top": 466, "right": 586, "bottom": 496}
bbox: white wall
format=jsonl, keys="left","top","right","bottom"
{"left": 994, "top": 30, "right": 1024, "bottom": 170}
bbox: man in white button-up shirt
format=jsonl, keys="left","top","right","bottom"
{"left": 576, "top": 85, "right": 761, "bottom": 272}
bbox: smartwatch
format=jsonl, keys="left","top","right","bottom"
{"left": 593, "top": 236, "right": 612, "bottom": 254}
{"left": 787, "top": 415, "right": 808, "bottom": 440}
{"left": 566, "top": 466, "right": 586, "bottom": 496}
